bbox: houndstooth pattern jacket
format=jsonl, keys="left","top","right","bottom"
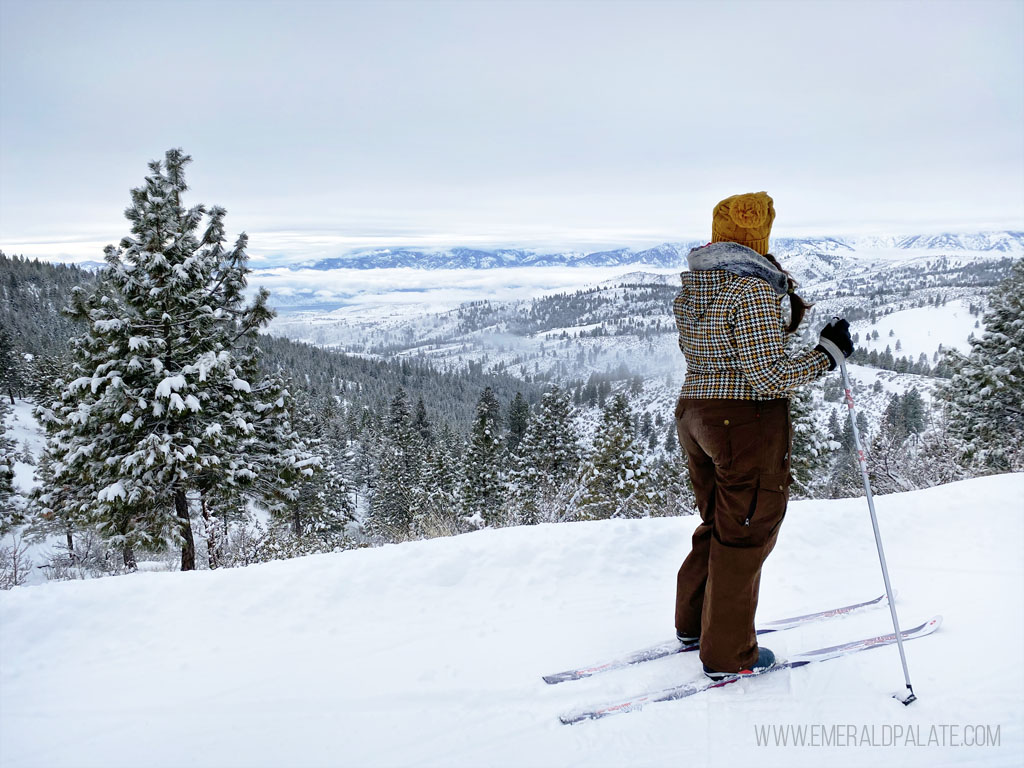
{"left": 673, "top": 242, "right": 830, "bottom": 400}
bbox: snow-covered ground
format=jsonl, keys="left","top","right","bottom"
{"left": 854, "top": 300, "right": 981, "bottom": 359}
{"left": 3, "top": 399, "right": 43, "bottom": 496}
{"left": 2, "top": 400, "right": 57, "bottom": 586}
{"left": 264, "top": 250, "right": 1000, "bottom": 396}
{"left": 1, "top": 474, "right": 1021, "bottom": 767}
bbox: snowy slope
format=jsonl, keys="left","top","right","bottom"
{"left": 3, "top": 400, "right": 43, "bottom": 496}
{"left": 1, "top": 474, "right": 1022, "bottom": 768}
{"left": 264, "top": 246, "right": 1006, "bottom": 394}
{"left": 854, "top": 300, "right": 980, "bottom": 358}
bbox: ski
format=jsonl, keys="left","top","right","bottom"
{"left": 559, "top": 615, "right": 941, "bottom": 725}
{"left": 542, "top": 592, "right": 890, "bottom": 685}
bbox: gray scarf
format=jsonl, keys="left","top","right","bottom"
{"left": 684, "top": 241, "right": 789, "bottom": 297}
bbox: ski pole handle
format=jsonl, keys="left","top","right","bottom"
{"left": 817, "top": 316, "right": 850, "bottom": 370}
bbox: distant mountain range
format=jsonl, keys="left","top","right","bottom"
{"left": 298, "top": 242, "right": 700, "bottom": 271}
{"left": 292, "top": 231, "right": 1024, "bottom": 271}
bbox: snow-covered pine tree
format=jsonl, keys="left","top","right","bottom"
{"left": 936, "top": 258, "right": 1024, "bottom": 472}
{"left": 346, "top": 404, "right": 379, "bottom": 503}
{"left": 645, "top": 454, "right": 696, "bottom": 517}
{"left": 788, "top": 372, "right": 835, "bottom": 499}
{"left": 574, "top": 392, "right": 651, "bottom": 520}
{"left": 867, "top": 389, "right": 971, "bottom": 496}
{"left": 825, "top": 409, "right": 871, "bottom": 498}
{"left": 45, "top": 149, "right": 316, "bottom": 570}
{"left": 663, "top": 424, "right": 677, "bottom": 452}
{"left": 0, "top": 397, "right": 19, "bottom": 534}
{"left": 506, "top": 392, "right": 530, "bottom": 455}
{"left": 412, "top": 396, "right": 433, "bottom": 445}
{"left": 780, "top": 328, "right": 835, "bottom": 499}
{"left": 0, "top": 321, "right": 26, "bottom": 405}
{"left": 308, "top": 412, "right": 358, "bottom": 546}
{"left": 255, "top": 387, "right": 353, "bottom": 557}
{"left": 411, "top": 423, "right": 463, "bottom": 538}
{"left": 505, "top": 384, "right": 580, "bottom": 525}
{"left": 880, "top": 387, "right": 927, "bottom": 443}
{"left": 827, "top": 410, "right": 843, "bottom": 444}
{"left": 461, "top": 386, "right": 505, "bottom": 528}
{"left": 366, "top": 389, "right": 421, "bottom": 541}
{"left": 30, "top": 364, "right": 97, "bottom": 562}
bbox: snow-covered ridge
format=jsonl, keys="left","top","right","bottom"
{"left": 2, "top": 474, "right": 1021, "bottom": 767}
{"left": 292, "top": 242, "right": 701, "bottom": 271}
{"left": 600, "top": 270, "right": 678, "bottom": 286}
{"left": 282, "top": 231, "right": 1024, "bottom": 271}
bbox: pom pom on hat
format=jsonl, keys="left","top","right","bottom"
{"left": 711, "top": 191, "right": 775, "bottom": 255}
{"left": 728, "top": 194, "right": 771, "bottom": 228}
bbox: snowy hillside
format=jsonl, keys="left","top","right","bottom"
{"left": 263, "top": 247, "right": 1005, "bottom": 442}
{"left": 264, "top": 247, "right": 1009, "bottom": 369}
{"left": 852, "top": 300, "right": 981, "bottom": 358}
{"left": 3, "top": 400, "right": 44, "bottom": 498}
{"left": 2, "top": 474, "right": 1021, "bottom": 768}
{"left": 255, "top": 241, "right": 1017, "bottom": 315}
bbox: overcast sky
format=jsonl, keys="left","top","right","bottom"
{"left": 1, "top": 0, "right": 1022, "bottom": 264}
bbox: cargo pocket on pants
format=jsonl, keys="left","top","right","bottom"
{"left": 743, "top": 471, "right": 791, "bottom": 537}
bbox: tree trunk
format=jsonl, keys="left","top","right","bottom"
{"left": 122, "top": 543, "right": 137, "bottom": 572}
{"left": 201, "top": 494, "right": 219, "bottom": 570}
{"left": 65, "top": 527, "right": 75, "bottom": 564}
{"left": 175, "top": 489, "right": 196, "bottom": 571}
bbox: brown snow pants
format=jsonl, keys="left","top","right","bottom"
{"left": 674, "top": 397, "right": 792, "bottom": 672}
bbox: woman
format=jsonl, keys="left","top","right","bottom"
{"left": 672, "top": 191, "right": 853, "bottom": 679}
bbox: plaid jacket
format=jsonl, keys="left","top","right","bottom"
{"left": 673, "top": 267, "right": 829, "bottom": 400}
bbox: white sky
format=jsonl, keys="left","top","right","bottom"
{"left": 1, "top": 0, "right": 1022, "bottom": 264}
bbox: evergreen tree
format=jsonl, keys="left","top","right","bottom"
{"left": 411, "top": 396, "right": 433, "bottom": 445}
{"left": 44, "top": 149, "right": 315, "bottom": 570}
{"left": 880, "top": 387, "right": 927, "bottom": 444}
{"left": 367, "top": 389, "right": 421, "bottom": 540}
{"left": 789, "top": 377, "right": 834, "bottom": 499}
{"left": 411, "top": 424, "right": 463, "bottom": 538}
{"left": 867, "top": 405, "right": 970, "bottom": 495}
{"left": 29, "top": 363, "right": 96, "bottom": 561}
{"left": 0, "top": 397, "right": 19, "bottom": 534}
{"left": 461, "top": 386, "right": 504, "bottom": 527}
{"left": 0, "top": 321, "right": 25, "bottom": 405}
{"left": 937, "top": 258, "right": 1024, "bottom": 472}
{"left": 882, "top": 393, "right": 907, "bottom": 441}
{"left": 575, "top": 393, "right": 651, "bottom": 520}
{"left": 506, "top": 391, "right": 530, "bottom": 455}
{"left": 645, "top": 454, "right": 696, "bottom": 517}
{"left": 267, "top": 389, "right": 354, "bottom": 555}
{"left": 640, "top": 411, "right": 653, "bottom": 439}
{"left": 663, "top": 423, "right": 677, "bottom": 453}
{"left": 902, "top": 388, "right": 926, "bottom": 435}
{"left": 827, "top": 409, "right": 871, "bottom": 498}
{"left": 838, "top": 410, "right": 869, "bottom": 453}
{"left": 505, "top": 385, "right": 580, "bottom": 525}
{"left": 827, "top": 410, "right": 843, "bottom": 444}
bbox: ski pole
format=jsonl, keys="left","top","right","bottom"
{"left": 831, "top": 346, "right": 917, "bottom": 705}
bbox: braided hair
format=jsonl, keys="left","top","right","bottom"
{"left": 762, "top": 253, "right": 813, "bottom": 334}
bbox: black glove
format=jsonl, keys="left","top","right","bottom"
{"left": 815, "top": 318, "right": 853, "bottom": 371}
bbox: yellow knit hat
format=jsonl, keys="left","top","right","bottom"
{"left": 711, "top": 191, "right": 775, "bottom": 256}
